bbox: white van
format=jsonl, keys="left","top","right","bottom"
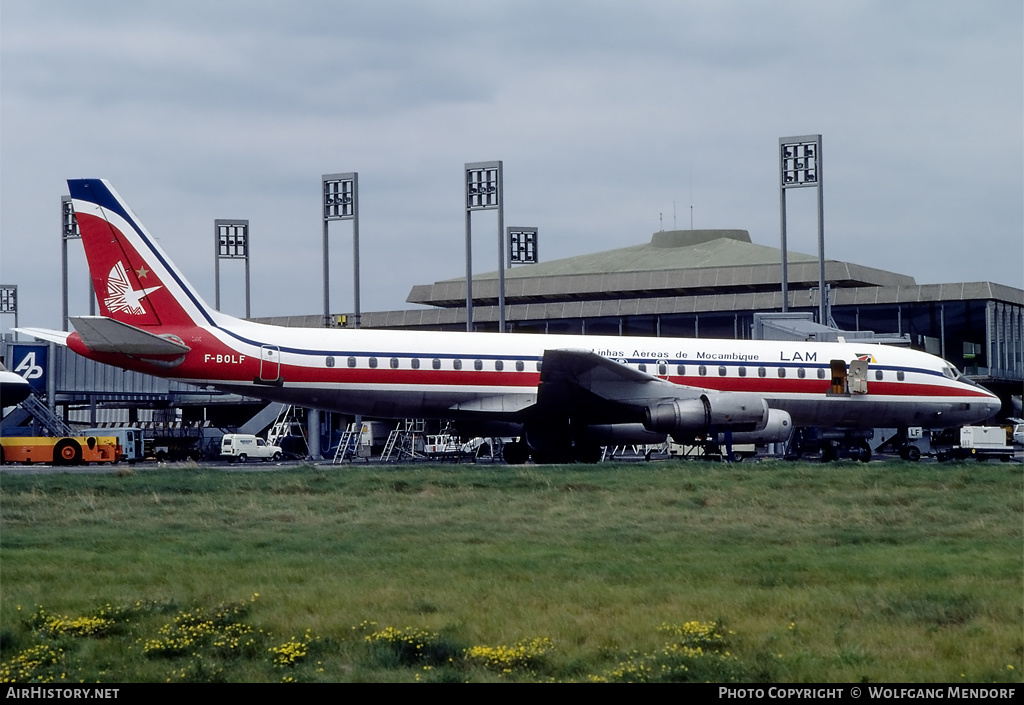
{"left": 220, "top": 434, "right": 283, "bottom": 463}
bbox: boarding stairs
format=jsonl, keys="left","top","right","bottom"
{"left": 380, "top": 419, "right": 425, "bottom": 462}
{"left": 332, "top": 423, "right": 362, "bottom": 464}
{"left": 266, "top": 405, "right": 303, "bottom": 446}
{"left": 19, "top": 393, "right": 75, "bottom": 437}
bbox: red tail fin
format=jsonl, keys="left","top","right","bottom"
{"left": 68, "top": 179, "right": 218, "bottom": 329}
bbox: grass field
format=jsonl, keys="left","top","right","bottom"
{"left": 1, "top": 460, "right": 1020, "bottom": 683}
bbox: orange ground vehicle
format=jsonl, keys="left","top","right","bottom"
{"left": 0, "top": 436, "right": 121, "bottom": 465}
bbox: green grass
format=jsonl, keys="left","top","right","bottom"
{"left": 1, "top": 460, "right": 1021, "bottom": 682}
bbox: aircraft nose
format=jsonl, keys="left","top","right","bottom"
{"left": 982, "top": 396, "right": 1002, "bottom": 421}
{"left": 977, "top": 385, "right": 1003, "bottom": 423}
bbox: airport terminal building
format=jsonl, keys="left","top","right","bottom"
{"left": 266, "top": 228, "right": 1023, "bottom": 398}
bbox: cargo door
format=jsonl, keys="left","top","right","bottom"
{"left": 848, "top": 359, "right": 869, "bottom": 395}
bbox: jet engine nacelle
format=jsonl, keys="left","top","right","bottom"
{"left": 714, "top": 408, "right": 793, "bottom": 445}
{"left": 644, "top": 393, "right": 770, "bottom": 441}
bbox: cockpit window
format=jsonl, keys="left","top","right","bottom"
{"left": 942, "top": 364, "right": 980, "bottom": 387}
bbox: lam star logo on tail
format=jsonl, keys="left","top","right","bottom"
{"left": 104, "top": 261, "right": 162, "bottom": 315}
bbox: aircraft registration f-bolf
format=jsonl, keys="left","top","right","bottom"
{"left": 18, "top": 179, "right": 1002, "bottom": 463}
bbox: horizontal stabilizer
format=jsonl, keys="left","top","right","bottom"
{"left": 69, "top": 316, "right": 191, "bottom": 355}
{"left": 13, "top": 328, "right": 71, "bottom": 346}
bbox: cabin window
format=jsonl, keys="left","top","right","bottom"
{"left": 875, "top": 370, "right": 884, "bottom": 381}
{"left": 411, "top": 358, "right": 420, "bottom": 370}
{"left": 536, "top": 361, "right": 542, "bottom": 372}
{"left": 453, "top": 359, "right": 463, "bottom": 371}
{"left": 758, "top": 367, "right": 767, "bottom": 378}
{"left": 495, "top": 360, "right": 504, "bottom": 371}
{"left": 797, "top": 368, "right": 806, "bottom": 379}
{"left": 718, "top": 366, "right": 727, "bottom": 376}
{"left": 325, "top": 356, "right": 335, "bottom": 368}
{"left": 432, "top": 358, "right": 441, "bottom": 370}
{"left": 778, "top": 367, "right": 786, "bottom": 378}
{"left": 390, "top": 357, "right": 400, "bottom": 369}
{"left": 817, "top": 368, "right": 826, "bottom": 379}
{"left": 638, "top": 363, "right": 647, "bottom": 373}
{"left": 658, "top": 363, "right": 667, "bottom": 376}
{"left": 897, "top": 370, "right": 905, "bottom": 381}
{"left": 516, "top": 360, "right": 525, "bottom": 372}
{"left": 347, "top": 356, "right": 356, "bottom": 368}
{"left": 698, "top": 365, "right": 707, "bottom": 376}
{"left": 474, "top": 360, "right": 483, "bottom": 371}
{"left": 738, "top": 367, "right": 747, "bottom": 377}
{"left": 368, "top": 357, "right": 378, "bottom": 369}
{"left": 677, "top": 364, "right": 686, "bottom": 376}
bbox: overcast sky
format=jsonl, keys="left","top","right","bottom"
{"left": 2, "top": 1, "right": 1021, "bottom": 331}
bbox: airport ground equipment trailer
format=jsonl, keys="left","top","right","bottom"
{"left": 0, "top": 435, "right": 120, "bottom": 465}
{"left": 937, "top": 426, "right": 1015, "bottom": 462}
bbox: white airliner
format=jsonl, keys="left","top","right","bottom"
{"left": 18, "top": 179, "right": 1001, "bottom": 463}
{"left": 0, "top": 363, "right": 32, "bottom": 408}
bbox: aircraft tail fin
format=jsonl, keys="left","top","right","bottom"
{"left": 67, "top": 179, "right": 220, "bottom": 330}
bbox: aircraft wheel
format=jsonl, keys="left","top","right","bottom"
{"left": 573, "top": 443, "right": 602, "bottom": 464}
{"left": 55, "top": 439, "right": 82, "bottom": 465}
{"left": 502, "top": 441, "right": 530, "bottom": 465}
{"left": 857, "top": 442, "right": 872, "bottom": 463}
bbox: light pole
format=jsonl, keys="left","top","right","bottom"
{"left": 61, "top": 196, "right": 92, "bottom": 329}
{"left": 322, "top": 172, "right": 360, "bottom": 329}
{"left": 508, "top": 227, "right": 538, "bottom": 265}
{"left": 465, "top": 161, "right": 504, "bottom": 332}
{"left": 1, "top": 285, "right": 17, "bottom": 340}
{"left": 214, "top": 219, "right": 251, "bottom": 318}
{"left": 779, "top": 134, "right": 825, "bottom": 323}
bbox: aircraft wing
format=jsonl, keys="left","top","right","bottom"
{"left": 535, "top": 348, "right": 774, "bottom": 439}
{"left": 536, "top": 348, "right": 698, "bottom": 424}
{"left": 13, "top": 328, "right": 71, "bottom": 346}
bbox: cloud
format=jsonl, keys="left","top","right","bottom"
{"left": 2, "top": 0, "right": 1020, "bottom": 331}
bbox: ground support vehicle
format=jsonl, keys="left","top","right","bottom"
{"left": 669, "top": 440, "right": 756, "bottom": 462}
{"left": 83, "top": 426, "right": 147, "bottom": 463}
{"left": 786, "top": 427, "right": 873, "bottom": 462}
{"left": 0, "top": 435, "right": 120, "bottom": 465}
{"left": 219, "top": 433, "right": 283, "bottom": 463}
{"left": 421, "top": 433, "right": 486, "bottom": 462}
{"left": 937, "top": 426, "right": 1015, "bottom": 462}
